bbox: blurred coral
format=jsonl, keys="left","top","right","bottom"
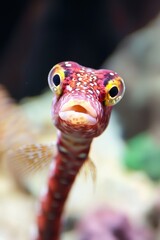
{"left": 0, "top": 84, "right": 36, "bottom": 158}
{"left": 104, "top": 14, "right": 160, "bottom": 139}
{"left": 76, "top": 207, "right": 153, "bottom": 240}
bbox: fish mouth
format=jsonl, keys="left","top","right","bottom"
{"left": 59, "top": 100, "right": 97, "bottom": 125}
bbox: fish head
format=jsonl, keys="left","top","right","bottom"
{"left": 48, "top": 61, "right": 125, "bottom": 138}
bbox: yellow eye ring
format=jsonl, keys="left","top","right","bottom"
{"left": 104, "top": 77, "right": 125, "bottom": 106}
{"left": 48, "top": 65, "right": 65, "bottom": 95}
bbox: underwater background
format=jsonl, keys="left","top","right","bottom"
{"left": 1, "top": 1, "right": 160, "bottom": 239}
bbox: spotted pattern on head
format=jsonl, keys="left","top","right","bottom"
{"left": 48, "top": 61, "right": 125, "bottom": 138}
{"left": 49, "top": 61, "right": 125, "bottom": 106}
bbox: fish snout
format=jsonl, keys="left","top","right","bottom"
{"left": 59, "top": 99, "right": 97, "bottom": 126}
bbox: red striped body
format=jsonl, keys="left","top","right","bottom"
{"left": 34, "top": 61, "right": 125, "bottom": 239}
{"left": 36, "top": 133, "right": 92, "bottom": 240}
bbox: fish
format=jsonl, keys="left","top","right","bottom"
{"left": 9, "top": 61, "right": 125, "bottom": 240}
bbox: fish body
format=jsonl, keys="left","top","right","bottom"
{"left": 35, "top": 61, "right": 125, "bottom": 240}
{"left": 9, "top": 61, "right": 125, "bottom": 240}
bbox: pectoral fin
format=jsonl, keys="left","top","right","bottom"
{"left": 79, "top": 157, "right": 96, "bottom": 183}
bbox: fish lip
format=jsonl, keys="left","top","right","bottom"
{"left": 59, "top": 99, "right": 97, "bottom": 125}
{"left": 60, "top": 99, "right": 97, "bottom": 117}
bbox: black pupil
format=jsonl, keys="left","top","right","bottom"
{"left": 53, "top": 74, "right": 60, "bottom": 86}
{"left": 109, "top": 86, "right": 118, "bottom": 97}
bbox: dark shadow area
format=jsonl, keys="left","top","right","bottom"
{"left": 0, "top": 0, "right": 160, "bottom": 100}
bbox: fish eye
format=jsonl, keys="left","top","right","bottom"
{"left": 104, "top": 77, "right": 125, "bottom": 106}
{"left": 108, "top": 86, "right": 119, "bottom": 98}
{"left": 52, "top": 74, "right": 61, "bottom": 86}
{"left": 48, "top": 65, "right": 65, "bottom": 95}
